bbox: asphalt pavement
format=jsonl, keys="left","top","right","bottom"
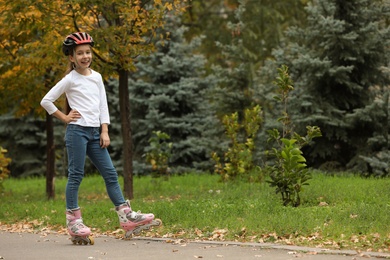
{"left": 1, "top": 231, "right": 389, "bottom": 260}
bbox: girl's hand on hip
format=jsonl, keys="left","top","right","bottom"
{"left": 66, "top": 110, "right": 81, "bottom": 123}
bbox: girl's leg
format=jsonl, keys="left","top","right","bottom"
{"left": 86, "top": 127, "right": 125, "bottom": 206}
{"left": 87, "top": 127, "right": 160, "bottom": 238}
{"left": 65, "top": 125, "right": 88, "bottom": 210}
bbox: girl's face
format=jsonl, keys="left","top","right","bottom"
{"left": 69, "top": 44, "right": 92, "bottom": 73}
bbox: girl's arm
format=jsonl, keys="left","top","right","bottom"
{"left": 41, "top": 74, "right": 76, "bottom": 123}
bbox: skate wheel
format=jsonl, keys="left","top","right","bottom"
{"left": 125, "top": 231, "right": 133, "bottom": 239}
{"left": 154, "top": 218, "right": 162, "bottom": 226}
{"left": 89, "top": 236, "right": 95, "bottom": 245}
{"left": 72, "top": 240, "right": 77, "bottom": 245}
{"left": 133, "top": 229, "right": 141, "bottom": 236}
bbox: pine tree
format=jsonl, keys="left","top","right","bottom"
{"left": 128, "top": 18, "right": 218, "bottom": 174}
{"left": 211, "top": 0, "right": 307, "bottom": 119}
{"left": 264, "top": 0, "right": 390, "bottom": 173}
{"left": 0, "top": 113, "right": 47, "bottom": 177}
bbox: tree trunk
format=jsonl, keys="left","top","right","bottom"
{"left": 45, "top": 113, "right": 55, "bottom": 199}
{"left": 118, "top": 69, "right": 133, "bottom": 199}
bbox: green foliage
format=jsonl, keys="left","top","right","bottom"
{"left": 212, "top": 105, "right": 263, "bottom": 182}
{"left": 145, "top": 131, "right": 172, "bottom": 179}
{"left": 0, "top": 0, "right": 387, "bottom": 182}
{"left": 0, "top": 146, "right": 11, "bottom": 192}
{"left": 0, "top": 113, "right": 47, "bottom": 177}
{"left": 267, "top": 136, "right": 315, "bottom": 207}
{"left": 348, "top": 91, "right": 390, "bottom": 177}
{"left": 267, "top": 0, "right": 390, "bottom": 172}
{"left": 129, "top": 18, "right": 218, "bottom": 174}
{"left": 266, "top": 66, "right": 322, "bottom": 207}
{"left": 360, "top": 151, "right": 390, "bottom": 177}
{"left": 206, "top": 0, "right": 308, "bottom": 120}
{"left": 181, "top": 0, "right": 308, "bottom": 70}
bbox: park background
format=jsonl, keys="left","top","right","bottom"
{"left": 0, "top": 0, "right": 389, "bottom": 252}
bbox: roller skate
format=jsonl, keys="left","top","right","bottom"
{"left": 66, "top": 208, "right": 94, "bottom": 245}
{"left": 116, "top": 200, "right": 162, "bottom": 239}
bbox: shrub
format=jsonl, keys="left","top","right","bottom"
{"left": 212, "top": 105, "right": 264, "bottom": 182}
{"left": 0, "top": 146, "right": 12, "bottom": 193}
{"left": 266, "top": 65, "right": 321, "bottom": 207}
{"left": 144, "top": 131, "right": 172, "bottom": 179}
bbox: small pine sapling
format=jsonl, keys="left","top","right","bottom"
{"left": 266, "top": 65, "right": 321, "bottom": 207}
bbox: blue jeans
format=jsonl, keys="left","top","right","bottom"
{"left": 65, "top": 124, "right": 126, "bottom": 210}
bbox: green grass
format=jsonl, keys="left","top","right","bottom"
{"left": 1, "top": 173, "right": 390, "bottom": 252}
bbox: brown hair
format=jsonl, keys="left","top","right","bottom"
{"left": 65, "top": 61, "right": 74, "bottom": 75}
{"left": 64, "top": 61, "right": 75, "bottom": 114}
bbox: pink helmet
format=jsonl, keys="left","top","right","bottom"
{"left": 62, "top": 32, "right": 94, "bottom": 56}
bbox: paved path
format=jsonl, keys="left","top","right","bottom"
{"left": 0, "top": 231, "right": 389, "bottom": 260}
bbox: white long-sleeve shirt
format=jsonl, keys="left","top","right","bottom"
{"left": 40, "top": 69, "right": 110, "bottom": 127}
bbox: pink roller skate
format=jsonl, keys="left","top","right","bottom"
{"left": 66, "top": 209, "right": 94, "bottom": 245}
{"left": 116, "top": 200, "right": 162, "bottom": 239}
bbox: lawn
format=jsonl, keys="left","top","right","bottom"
{"left": 1, "top": 172, "right": 389, "bottom": 252}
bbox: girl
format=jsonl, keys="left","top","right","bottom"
{"left": 41, "top": 32, "right": 160, "bottom": 244}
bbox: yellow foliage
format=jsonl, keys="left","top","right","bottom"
{"left": 165, "top": 3, "right": 173, "bottom": 11}
{"left": 0, "top": 147, "right": 11, "bottom": 184}
{"left": 0, "top": 0, "right": 187, "bottom": 117}
{"left": 0, "top": 65, "right": 21, "bottom": 80}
